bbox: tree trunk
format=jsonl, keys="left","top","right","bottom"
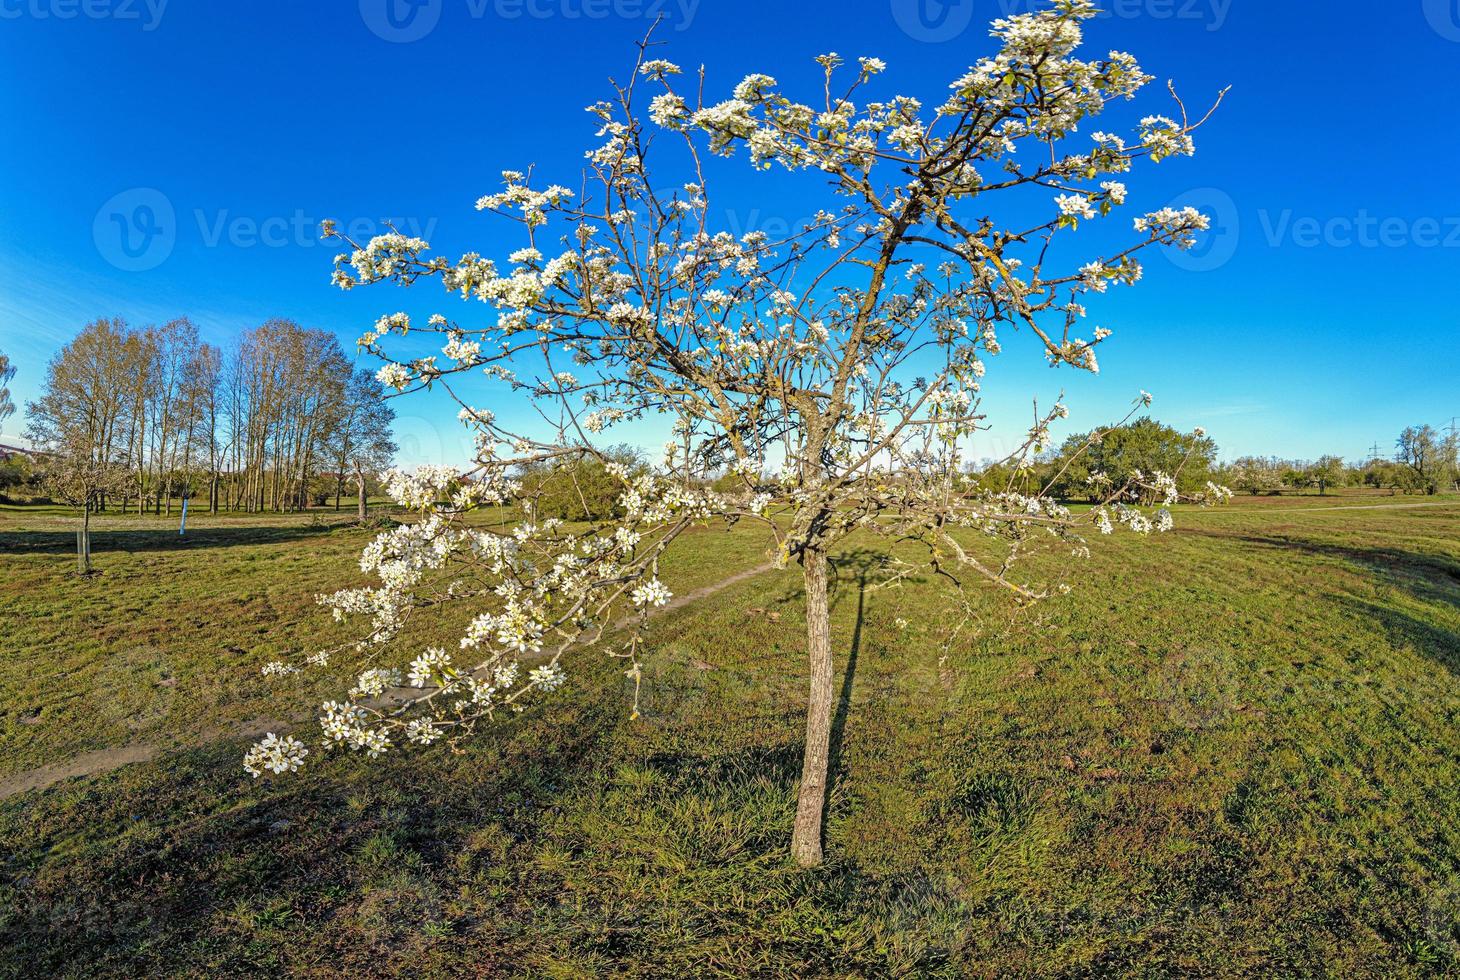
{"left": 77, "top": 504, "right": 92, "bottom": 575}
{"left": 791, "top": 543, "right": 834, "bottom": 867}
{"left": 356, "top": 465, "right": 367, "bottom": 521}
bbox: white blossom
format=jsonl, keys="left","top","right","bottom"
{"left": 243, "top": 733, "right": 309, "bottom": 777}
{"left": 1056, "top": 194, "right": 1096, "bottom": 220}
{"left": 528, "top": 664, "right": 566, "bottom": 692}
{"left": 630, "top": 579, "right": 672, "bottom": 608}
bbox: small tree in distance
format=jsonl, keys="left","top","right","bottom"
{"left": 1397, "top": 424, "right": 1445, "bottom": 495}
{"left": 1046, "top": 417, "right": 1217, "bottom": 502}
{"left": 1307, "top": 455, "right": 1347, "bottom": 495}
{"left": 38, "top": 431, "right": 131, "bottom": 574}
{"left": 519, "top": 443, "right": 649, "bottom": 522}
{"left": 328, "top": 367, "right": 398, "bottom": 519}
{"left": 247, "top": 1, "right": 1232, "bottom": 866}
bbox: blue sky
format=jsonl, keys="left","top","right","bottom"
{"left": 2, "top": 0, "right": 1457, "bottom": 466}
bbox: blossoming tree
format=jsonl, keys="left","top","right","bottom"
{"left": 247, "top": 0, "right": 1229, "bottom": 866}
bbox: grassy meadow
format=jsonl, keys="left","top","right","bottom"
{"left": 1, "top": 495, "right": 1459, "bottom": 977}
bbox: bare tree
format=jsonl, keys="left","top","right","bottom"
{"left": 29, "top": 316, "right": 387, "bottom": 519}
{"left": 221, "top": 319, "right": 370, "bottom": 513}
{"left": 26, "top": 318, "right": 136, "bottom": 516}
{"left": 119, "top": 325, "right": 155, "bottom": 513}
{"left": 193, "top": 343, "right": 226, "bottom": 513}
{"left": 39, "top": 432, "right": 132, "bottom": 573}
{"left": 26, "top": 326, "right": 137, "bottom": 572}
{"left": 327, "top": 368, "right": 398, "bottom": 518}
{"left": 141, "top": 318, "right": 212, "bottom": 514}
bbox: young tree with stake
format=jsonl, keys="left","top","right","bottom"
{"left": 247, "top": 1, "right": 1230, "bottom": 866}
{"left": 37, "top": 430, "right": 131, "bottom": 574}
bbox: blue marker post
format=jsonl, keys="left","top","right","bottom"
{"left": 179, "top": 496, "right": 188, "bottom": 536}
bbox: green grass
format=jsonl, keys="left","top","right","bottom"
{"left": 1, "top": 496, "right": 1459, "bottom": 976}
{"left": 0, "top": 505, "right": 772, "bottom": 778}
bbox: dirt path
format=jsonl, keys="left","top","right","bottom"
{"left": 0, "top": 745, "right": 163, "bottom": 801}
{"left": 0, "top": 561, "right": 780, "bottom": 803}
{"left": 1180, "top": 500, "right": 1458, "bottom": 517}
{"left": 615, "top": 560, "right": 777, "bottom": 623}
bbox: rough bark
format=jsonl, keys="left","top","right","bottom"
{"left": 76, "top": 504, "right": 92, "bottom": 575}
{"left": 791, "top": 543, "right": 834, "bottom": 866}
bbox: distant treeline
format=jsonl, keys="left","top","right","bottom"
{"left": 8, "top": 317, "right": 396, "bottom": 513}
{"left": 3, "top": 325, "right": 1453, "bottom": 519}
{"left": 964, "top": 418, "right": 1458, "bottom": 499}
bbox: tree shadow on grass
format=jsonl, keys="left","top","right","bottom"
{"left": 1191, "top": 530, "right": 1460, "bottom": 610}
{"left": 0, "top": 715, "right": 623, "bottom": 976}
{"left": 1193, "top": 529, "right": 1460, "bottom": 674}
{"left": 824, "top": 549, "right": 926, "bottom": 844}
{"left": 1338, "top": 595, "right": 1460, "bottom": 676}
{"left": 639, "top": 549, "right": 907, "bottom": 846}
{"left": 642, "top": 742, "right": 805, "bottom": 789}
{"left": 0, "top": 520, "right": 355, "bottom": 556}
{"left": 827, "top": 553, "right": 876, "bottom": 802}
